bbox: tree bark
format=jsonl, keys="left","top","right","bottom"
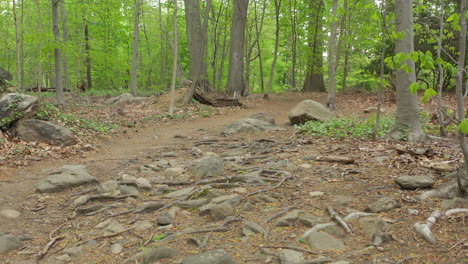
{"left": 436, "top": 0, "right": 447, "bottom": 137}
{"left": 84, "top": 19, "right": 92, "bottom": 90}
{"left": 35, "top": 0, "right": 43, "bottom": 93}
{"left": 265, "top": 0, "right": 281, "bottom": 100}
{"left": 389, "top": 0, "right": 424, "bottom": 141}
{"left": 131, "top": 0, "right": 143, "bottom": 96}
{"left": 60, "top": 0, "right": 70, "bottom": 91}
{"left": 13, "top": 0, "right": 22, "bottom": 90}
{"left": 52, "top": 0, "right": 65, "bottom": 106}
{"left": 327, "top": 0, "right": 338, "bottom": 110}
{"left": 169, "top": 0, "right": 179, "bottom": 115}
{"left": 226, "top": 0, "right": 249, "bottom": 98}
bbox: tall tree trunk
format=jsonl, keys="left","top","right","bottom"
{"left": 455, "top": 0, "right": 468, "bottom": 170}
{"left": 265, "top": 0, "right": 281, "bottom": 100}
{"left": 289, "top": 0, "right": 297, "bottom": 90}
{"left": 169, "top": 0, "right": 179, "bottom": 115}
{"left": 327, "top": 0, "right": 338, "bottom": 110}
{"left": 84, "top": 19, "right": 92, "bottom": 90}
{"left": 60, "top": 0, "right": 70, "bottom": 91}
{"left": 183, "top": 0, "right": 210, "bottom": 91}
{"left": 302, "top": 0, "right": 324, "bottom": 92}
{"left": 131, "top": 0, "right": 143, "bottom": 96}
{"left": 52, "top": 0, "right": 64, "bottom": 106}
{"left": 389, "top": 0, "right": 424, "bottom": 141}
{"left": 35, "top": 0, "right": 43, "bottom": 93}
{"left": 226, "top": 0, "right": 249, "bottom": 98}
{"left": 13, "top": 0, "right": 22, "bottom": 90}
{"left": 436, "top": 0, "right": 447, "bottom": 137}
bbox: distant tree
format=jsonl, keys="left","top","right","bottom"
{"left": 52, "top": 0, "right": 65, "bottom": 106}
{"left": 169, "top": 0, "right": 179, "bottom": 115}
{"left": 327, "top": 0, "right": 338, "bottom": 110}
{"left": 131, "top": 0, "right": 143, "bottom": 96}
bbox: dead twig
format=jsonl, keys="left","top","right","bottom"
{"left": 37, "top": 235, "right": 65, "bottom": 260}
{"left": 446, "top": 238, "right": 467, "bottom": 252}
{"left": 327, "top": 206, "right": 352, "bottom": 233}
{"left": 144, "top": 232, "right": 156, "bottom": 246}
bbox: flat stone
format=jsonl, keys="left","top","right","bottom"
{"left": 119, "top": 185, "right": 139, "bottom": 196}
{"left": 110, "top": 243, "right": 123, "bottom": 254}
{"left": 134, "top": 220, "right": 153, "bottom": 231}
{"left": 36, "top": 165, "right": 99, "bottom": 193}
{"left": 0, "top": 234, "right": 22, "bottom": 255}
{"left": 134, "top": 201, "right": 165, "bottom": 214}
{"left": 303, "top": 231, "right": 346, "bottom": 250}
{"left": 274, "top": 209, "right": 304, "bottom": 226}
{"left": 62, "top": 246, "right": 83, "bottom": 257}
{"left": 0, "top": 209, "right": 21, "bottom": 219}
{"left": 251, "top": 194, "right": 278, "bottom": 203}
{"left": 395, "top": 175, "right": 434, "bottom": 189}
{"left": 298, "top": 214, "right": 327, "bottom": 227}
{"left": 164, "top": 167, "right": 184, "bottom": 178}
{"left": 221, "top": 118, "right": 284, "bottom": 135}
{"left": 100, "top": 219, "right": 126, "bottom": 235}
{"left": 192, "top": 154, "right": 224, "bottom": 179}
{"left": 365, "top": 197, "right": 401, "bottom": 213}
{"left": 280, "top": 249, "right": 306, "bottom": 264}
{"left": 210, "top": 203, "right": 235, "bottom": 221}
{"left": 164, "top": 187, "right": 195, "bottom": 199}
{"left": 181, "top": 250, "right": 235, "bottom": 264}
{"left": 243, "top": 221, "right": 265, "bottom": 235}
{"left": 136, "top": 178, "right": 152, "bottom": 191}
{"left": 177, "top": 198, "right": 209, "bottom": 209}
{"left": 333, "top": 195, "right": 353, "bottom": 206}
{"left": 157, "top": 211, "right": 173, "bottom": 226}
{"left": 441, "top": 198, "right": 468, "bottom": 209}
{"left": 99, "top": 180, "right": 119, "bottom": 193}
{"left": 309, "top": 191, "right": 325, "bottom": 197}
{"left": 358, "top": 217, "right": 388, "bottom": 238}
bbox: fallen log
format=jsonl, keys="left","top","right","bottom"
{"left": 193, "top": 87, "right": 242, "bottom": 107}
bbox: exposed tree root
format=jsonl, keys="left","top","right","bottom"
{"left": 327, "top": 206, "right": 352, "bottom": 233}
{"left": 414, "top": 208, "right": 468, "bottom": 244}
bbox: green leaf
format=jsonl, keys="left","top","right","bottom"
{"left": 447, "top": 14, "right": 457, "bottom": 22}
{"left": 458, "top": 119, "right": 468, "bottom": 134}
{"left": 422, "top": 88, "right": 438, "bottom": 103}
{"left": 409, "top": 82, "right": 419, "bottom": 94}
{"left": 402, "top": 64, "right": 412, "bottom": 73}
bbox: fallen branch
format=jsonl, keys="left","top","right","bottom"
{"left": 445, "top": 208, "right": 468, "bottom": 216}
{"left": 37, "top": 235, "right": 65, "bottom": 260}
{"left": 327, "top": 206, "right": 352, "bottom": 233}
{"left": 259, "top": 245, "right": 323, "bottom": 255}
{"left": 447, "top": 238, "right": 467, "bottom": 252}
{"left": 77, "top": 226, "right": 136, "bottom": 246}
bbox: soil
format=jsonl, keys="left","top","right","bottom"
{"left": 0, "top": 91, "right": 466, "bottom": 264}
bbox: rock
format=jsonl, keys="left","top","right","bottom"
{"left": 196, "top": 188, "right": 226, "bottom": 199}
{"left": 200, "top": 194, "right": 242, "bottom": 215}
{"left": 192, "top": 154, "right": 224, "bottom": 178}
{"left": 105, "top": 93, "right": 146, "bottom": 105}
{"left": 441, "top": 197, "right": 468, "bottom": 209}
{"left": 0, "top": 234, "right": 22, "bottom": 254}
{"left": 0, "top": 67, "right": 12, "bottom": 88}
{"left": 322, "top": 225, "right": 345, "bottom": 238}
{"left": 330, "top": 261, "right": 351, "bottom": 264}
{"left": 136, "top": 178, "right": 152, "bottom": 191}
{"left": 164, "top": 167, "right": 184, "bottom": 178}
{"left": 288, "top": 100, "right": 333, "bottom": 125}
{"left": 157, "top": 211, "right": 173, "bottom": 225}
{"left": 134, "top": 201, "right": 165, "bottom": 214}
{"left": 365, "top": 197, "right": 401, "bottom": 213}
{"left": 220, "top": 148, "right": 248, "bottom": 157}
{"left": 242, "top": 221, "right": 266, "bottom": 236}
{"left": 298, "top": 214, "right": 327, "bottom": 227}
{"left": 143, "top": 247, "right": 178, "bottom": 264}
{"left": 274, "top": 209, "right": 304, "bottom": 226}
{"left": 13, "top": 119, "right": 76, "bottom": 146}
{"left": 372, "top": 231, "right": 391, "bottom": 246}
{"left": 358, "top": 217, "right": 388, "bottom": 238}
{"left": 221, "top": 118, "right": 284, "bottom": 135}
{"left": 177, "top": 198, "right": 209, "bottom": 209}
{"left": 119, "top": 185, "right": 139, "bottom": 196}
{"left": 0, "top": 209, "right": 21, "bottom": 219}
{"left": 395, "top": 175, "right": 435, "bottom": 189}
{"left": 99, "top": 219, "right": 126, "bottom": 235}
{"left": 134, "top": 220, "right": 153, "bottom": 231}
{"left": 280, "top": 249, "right": 305, "bottom": 264}
{"left": 181, "top": 250, "right": 235, "bottom": 264}
{"left": 309, "top": 191, "right": 325, "bottom": 197}
{"left": 332, "top": 195, "right": 353, "bottom": 206}
{"left": 210, "top": 202, "right": 235, "bottom": 221}
{"left": 251, "top": 194, "right": 278, "bottom": 204}
{"left": 121, "top": 174, "right": 137, "bottom": 182}
{"left": 99, "top": 180, "right": 119, "bottom": 193}
{"left": 36, "top": 165, "right": 99, "bottom": 193}
{"left": 0, "top": 93, "right": 38, "bottom": 128}
{"left": 110, "top": 243, "right": 123, "bottom": 254}
{"left": 164, "top": 187, "right": 195, "bottom": 199}
{"left": 63, "top": 246, "right": 83, "bottom": 257}
{"left": 55, "top": 254, "right": 72, "bottom": 262}
{"left": 303, "top": 231, "right": 346, "bottom": 250}
{"left": 250, "top": 112, "right": 276, "bottom": 124}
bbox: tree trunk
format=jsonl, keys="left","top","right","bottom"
{"left": 169, "top": 0, "right": 179, "bottom": 115}
{"left": 327, "top": 0, "right": 338, "bottom": 110}
{"left": 436, "top": 0, "right": 447, "bottom": 137}
{"left": 265, "top": 0, "right": 281, "bottom": 100}
{"left": 289, "top": 0, "right": 297, "bottom": 90}
{"left": 52, "top": 0, "right": 64, "bottom": 106}
{"left": 84, "top": 19, "right": 92, "bottom": 90}
{"left": 389, "top": 0, "right": 424, "bottom": 141}
{"left": 60, "top": 0, "right": 71, "bottom": 91}
{"left": 13, "top": 0, "right": 22, "bottom": 90}
{"left": 131, "top": 0, "right": 143, "bottom": 96}
{"left": 226, "top": 0, "right": 249, "bottom": 98}
{"left": 302, "top": 0, "right": 325, "bottom": 92}
{"left": 35, "top": 0, "right": 43, "bottom": 93}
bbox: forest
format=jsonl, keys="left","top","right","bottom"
{"left": 0, "top": 0, "right": 467, "bottom": 263}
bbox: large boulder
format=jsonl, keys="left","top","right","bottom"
{"left": 288, "top": 100, "right": 332, "bottom": 125}
{"left": 192, "top": 154, "right": 224, "bottom": 178}
{"left": 0, "top": 93, "right": 39, "bottom": 128}
{"left": 0, "top": 67, "right": 12, "bottom": 89}
{"left": 36, "top": 165, "right": 99, "bottom": 193}
{"left": 105, "top": 93, "right": 146, "bottom": 105}
{"left": 13, "top": 119, "right": 76, "bottom": 146}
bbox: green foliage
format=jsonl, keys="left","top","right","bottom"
{"left": 458, "top": 119, "right": 468, "bottom": 134}
{"left": 298, "top": 115, "right": 395, "bottom": 139}
{"left": 152, "top": 234, "right": 167, "bottom": 242}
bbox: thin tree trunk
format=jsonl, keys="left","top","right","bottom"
{"left": 13, "top": 0, "right": 22, "bottom": 90}
{"left": 61, "top": 0, "right": 70, "bottom": 91}
{"left": 334, "top": 0, "right": 347, "bottom": 72}
{"left": 131, "top": 0, "right": 143, "bottom": 96}
{"left": 169, "top": 0, "right": 179, "bottom": 115}
{"left": 436, "top": 0, "right": 447, "bottom": 137}
{"left": 455, "top": 0, "right": 468, "bottom": 171}
{"left": 264, "top": 0, "right": 281, "bottom": 100}
{"left": 35, "top": 0, "right": 43, "bottom": 93}
{"left": 84, "top": 19, "right": 92, "bottom": 90}
{"left": 327, "top": 0, "right": 338, "bottom": 110}
{"left": 52, "top": 0, "right": 64, "bottom": 106}
{"left": 289, "top": 0, "right": 297, "bottom": 90}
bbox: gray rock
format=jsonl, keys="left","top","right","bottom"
{"left": 136, "top": 178, "right": 152, "bottom": 191}
{"left": 298, "top": 214, "right": 327, "bottom": 227}
{"left": 99, "top": 180, "right": 119, "bottom": 193}
{"left": 100, "top": 219, "right": 126, "bottom": 235}
{"left": 13, "top": 119, "right": 76, "bottom": 146}
{"left": 177, "top": 198, "right": 210, "bottom": 209}
{"left": 251, "top": 194, "right": 278, "bottom": 204}
{"left": 36, "top": 165, "right": 99, "bottom": 193}
{"left": 62, "top": 246, "right": 83, "bottom": 257}
{"left": 330, "top": 261, "right": 351, "bottom": 264}
{"left": 164, "top": 167, "right": 184, "bottom": 178}
{"left": 110, "top": 243, "right": 123, "bottom": 254}
{"left": 221, "top": 118, "right": 284, "bottom": 135}
{"left": 143, "top": 247, "right": 178, "bottom": 264}
{"left": 0, "top": 67, "right": 12, "bottom": 88}
{"left": 164, "top": 187, "right": 195, "bottom": 199}
{"left": 192, "top": 154, "right": 224, "bottom": 178}
{"left": 157, "top": 211, "right": 173, "bottom": 225}
{"left": 288, "top": 100, "right": 333, "bottom": 125}
{"left": 372, "top": 231, "right": 391, "bottom": 246}
{"left": 322, "top": 225, "right": 345, "bottom": 238}
{"left": 441, "top": 197, "right": 468, "bottom": 209}
{"left": 134, "top": 220, "right": 153, "bottom": 231}
{"left": 220, "top": 148, "right": 248, "bottom": 157}
{"left": 0, "top": 93, "right": 38, "bottom": 128}
{"left": 358, "top": 217, "right": 388, "bottom": 238}
{"left": 250, "top": 112, "right": 276, "bottom": 124}
{"left": 280, "top": 249, "right": 305, "bottom": 264}
{"left": 365, "top": 197, "right": 401, "bottom": 213}
{"left": 134, "top": 201, "right": 165, "bottom": 214}
{"left": 395, "top": 175, "right": 435, "bottom": 189}
{"left": 303, "top": 231, "right": 346, "bottom": 250}
{"left": 274, "top": 209, "right": 304, "bottom": 226}
{"left": 200, "top": 194, "right": 242, "bottom": 215}
{"left": 333, "top": 195, "right": 353, "bottom": 206}
{"left": 181, "top": 250, "right": 235, "bottom": 264}
{"left": 119, "top": 184, "right": 140, "bottom": 196}
{"left": 105, "top": 93, "right": 146, "bottom": 105}
{"left": 0, "top": 209, "right": 21, "bottom": 219}
{"left": 242, "top": 221, "right": 265, "bottom": 236}
{"left": 0, "top": 234, "right": 22, "bottom": 254}
{"left": 210, "top": 202, "right": 235, "bottom": 221}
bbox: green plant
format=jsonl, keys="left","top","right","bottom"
{"left": 153, "top": 234, "right": 167, "bottom": 241}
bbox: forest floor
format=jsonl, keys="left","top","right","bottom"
{"left": 0, "top": 90, "right": 467, "bottom": 264}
